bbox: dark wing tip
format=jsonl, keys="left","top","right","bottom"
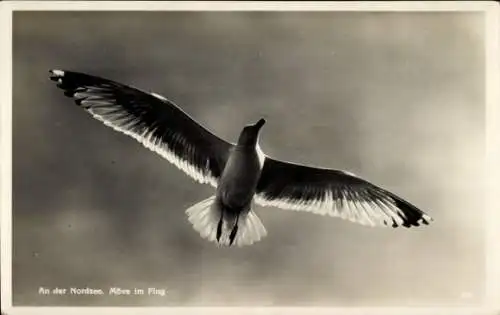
{"left": 48, "top": 69, "right": 108, "bottom": 100}
{"left": 49, "top": 69, "right": 64, "bottom": 78}
{"left": 49, "top": 69, "right": 64, "bottom": 83}
{"left": 392, "top": 196, "right": 433, "bottom": 229}
{"left": 49, "top": 69, "right": 73, "bottom": 90}
{"left": 49, "top": 69, "right": 83, "bottom": 102}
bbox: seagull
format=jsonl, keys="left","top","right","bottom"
{"left": 49, "top": 69, "right": 433, "bottom": 247}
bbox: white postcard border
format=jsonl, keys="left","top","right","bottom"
{"left": 1, "top": 1, "right": 498, "bottom": 315}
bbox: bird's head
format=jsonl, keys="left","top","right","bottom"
{"left": 237, "top": 118, "right": 266, "bottom": 147}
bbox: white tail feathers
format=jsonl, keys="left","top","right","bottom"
{"left": 185, "top": 196, "right": 267, "bottom": 247}
{"left": 234, "top": 210, "right": 268, "bottom": 247}
{"left": 186, "top": 196, "right": 219, "bottom": 242}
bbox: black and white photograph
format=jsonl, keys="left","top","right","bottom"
{"left": 1, "top": 1, "right": 499, "bottom": 313}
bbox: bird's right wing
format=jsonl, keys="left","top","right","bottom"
{"left": 49, "top": 69, "right": 234, "bottom": 187}
{"left": 255, "top": 157, "right": 432, "bottom": 228}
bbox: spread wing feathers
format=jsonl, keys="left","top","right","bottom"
{"left": 255, "top": 158, "right": 433, "bottom": 228}
{"left": 49, "top": 69, "right": 233, "bottom": 187}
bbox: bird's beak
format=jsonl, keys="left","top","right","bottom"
{"left": 254, "top": 118, "right": 266, "bottom": 130}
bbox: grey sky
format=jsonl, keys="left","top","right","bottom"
{"left": 12, "top": 11, "right": 484, "bottom": 306}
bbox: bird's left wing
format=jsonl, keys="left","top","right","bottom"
{"left": 255, "top": 157, "right": 432, "bottom": 228}
{"left": 49, "top": 69, "right": 233, "bottom": 187}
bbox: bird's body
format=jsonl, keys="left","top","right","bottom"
{"left": 189, "top": 121, "right": 268, "bottom": 246}
{"left": 49, "top": 69, "right": 433, "bottom": 247}
{"left": 218, "top": 146, "right": 263, "bottom": 210}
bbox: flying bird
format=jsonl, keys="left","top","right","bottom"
{"left": 49, "top": 69, "right": 433, "bottom": 247}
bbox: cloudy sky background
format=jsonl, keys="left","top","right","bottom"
{"left": 12, "top": 11, "right": 485, "bottom": 306}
